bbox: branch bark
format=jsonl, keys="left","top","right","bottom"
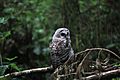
{"left": 0, "top": 66, "right": 53, "bottom": 79}
{"left": 82, "top": 68, "right": 120, "bottom": 80}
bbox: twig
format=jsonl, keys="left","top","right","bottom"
{"left": 82, "top": 68, "right": 120, "bottom": 80}
{"left": 76, "top": 51, "right": 91, "bottom": 79}
{"left": 76, "top": 48, "right": 120, "bottom": 60}
{"left": 54, "top": 68, "right": 120, "bottom": 80}
{"left": 0, "top": 66, "right": 52, "bottom": 79}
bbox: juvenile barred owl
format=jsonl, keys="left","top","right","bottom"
{"left": 50, "top": 28, "right": 74, "bottom": 69}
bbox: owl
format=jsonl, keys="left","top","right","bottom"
{"left": 50, "top": 28, "right": 74, "bottom": 69}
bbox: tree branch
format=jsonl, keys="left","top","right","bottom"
{"left": 0, "top": 66, "right": 53, "bottom": 79}
{"left": 76, "top": 48, "right": 120, "bottom": 60}
{"left": 82, "top": 68, "right": 120, "bottom": 80}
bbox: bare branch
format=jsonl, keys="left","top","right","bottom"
{"left": 0, "top": 66, "right": 52, "bottom": 79}
{"left": 76, "top": 48, "right": 120, "bottom": 60}
{"left": 56, "top": 68, "right": 120, "bottom": 80}
{"left": 82, "top": 68, "right": 120, "bottom": 80}
{"left": 76, "top": 51, "right": 91, "bottom": 79}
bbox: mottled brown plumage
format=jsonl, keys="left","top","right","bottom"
{"left": 50, "top": 28, "right": 74, "bottom": 68}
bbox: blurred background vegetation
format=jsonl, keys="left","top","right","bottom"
{"left": 0, "top": 0, "right": 120, "bottom": 80}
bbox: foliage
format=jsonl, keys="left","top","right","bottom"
{"left": 0, "top": 0, "right": 120, "bottom": 80}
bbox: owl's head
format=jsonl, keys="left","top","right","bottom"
{"left": 52, "top": 28, "right": 70, "bottom": 40}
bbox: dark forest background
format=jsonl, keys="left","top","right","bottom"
{"left": 0, "top": 0, "right": 120, "bottom": 80}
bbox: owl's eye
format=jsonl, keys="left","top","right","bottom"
{"left": 61, "top": 33, "right": 66, "bottom": 37}
{"left": 67, "top": 32, "right": 69, "bottom": 35}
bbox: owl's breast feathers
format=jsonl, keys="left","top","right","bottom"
{"left": 50, "top": 39, "right": 72, "bottom": 68}
{"left": 50, "top": 39, "right": 67, "bottom": 54}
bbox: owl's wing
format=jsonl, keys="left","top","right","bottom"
{"left": 49, "top": 39, "right": 68, "bottom": 68}
{"left": 63, "top": 47, "right": 74, "bottom": 65}
{"left": 49, "top": 40, "right": 60, "bottom": 68}
{"left": 58, "top": 47, "right": 69, "bottom": 62}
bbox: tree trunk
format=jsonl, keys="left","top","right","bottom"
{"left": 61, "top": 0, "right": 82, "bottom": 51}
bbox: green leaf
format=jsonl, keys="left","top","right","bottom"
{"left": 3, "top": 31, "right": 11, "bottom": 38}
{"left": 0, "top": 18, "right": 5, "bottom": 24}
{"left": 9, "top": 63, "right": 20, "bottom": 71}
{"left": 3, "top": 7, "right": 15, "bottom": 13}
{"left": 106, "top": 44, "right": 116, "bottom": 48}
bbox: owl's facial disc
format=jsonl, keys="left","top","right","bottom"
{"left": 52, "top": 28, "right": 70, "bottom": 40}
